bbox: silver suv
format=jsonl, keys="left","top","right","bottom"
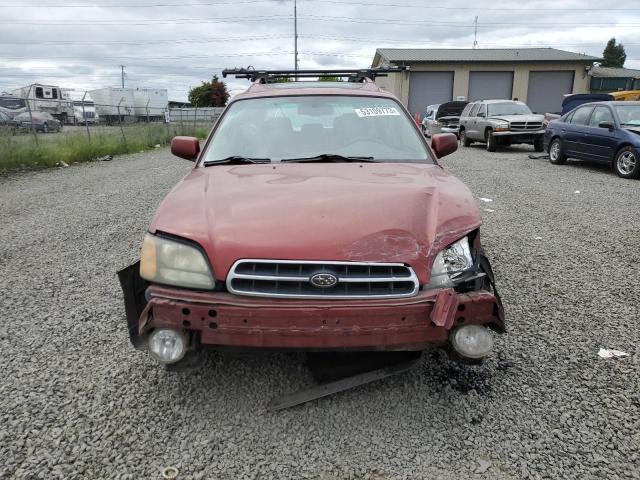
{"left": 459, "top": 100, "right": 545, "bottom": 152}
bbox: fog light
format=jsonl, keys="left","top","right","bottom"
{"left": 148, "top": 329, "right": 187, "bottom": 364}
{"left": 450, "top": 325, "right": 494, "bottom": 359}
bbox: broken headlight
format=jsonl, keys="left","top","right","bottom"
{"left": 427, "top": 236, "right": 473, "bottom": 288}
{"left": 139, "top": 233, "right": 215, "bottom": 289}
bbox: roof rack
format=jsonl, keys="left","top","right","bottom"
{"left": 222, "top": 67, "right": 407, "bottom": 83}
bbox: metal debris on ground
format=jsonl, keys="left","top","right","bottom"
{"left": 267, "top": 353, "right": 421, "bottom": 411}
{"left": 597, "top": 348, "right": 629, "bottom": 359}
{"left": 161, "top": 466, "right": 179, "bottom": 479}
{"left": 95, "top": 155, "right": 113, "bottom": 162}
{"left": 528, "top": 154, "right": 549, "bottom": 159}
{"left": 479, "top": 197, "right": 493, "bottom": 202}
{"left": 484, "top": 208, "right": 495, "bottom": 212}
{"left": 574, "top": 190, "right": 580, "bottom": 194}
{"left": 57, "top": 160, "right": 69, "bottom": 168}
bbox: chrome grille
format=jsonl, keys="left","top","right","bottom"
{"left": 509, "top": 121, "right": 543, "bottom": 131}
{"left": 226, "top": 260, "right": 419, "bottom": 299}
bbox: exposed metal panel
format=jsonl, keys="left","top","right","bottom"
{"left": 468, "top": 71, "right": 514, "bottom": 101}
{"left": 408, "top": 71, "right": 453, "bottom": 114}
{"left": 527, "top": 71, "right": 575, "bottom": 114}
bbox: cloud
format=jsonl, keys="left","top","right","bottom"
{"left": 0, "top": 0, "right": 638, "bottom": 101}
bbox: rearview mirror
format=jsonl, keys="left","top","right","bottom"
{"left": 598, "top": 121, "right": 614, "bottom": 130}
{"left": 431, "top": 133, "right": 458, "bottom": 159}
{"left": 171, "top": 136, "right": 200, "bottom": 161}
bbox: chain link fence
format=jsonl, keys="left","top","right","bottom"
{"left": 0, "top": 95, "right": 222, "bottom": 170}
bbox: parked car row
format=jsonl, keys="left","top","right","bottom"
{"left": 0, "top": 110, "right": 63, "bottom": 134}
{"left": 545, "top": 101, "right": 640, "bottom": 179}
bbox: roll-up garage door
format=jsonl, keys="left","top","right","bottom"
{"left": 468, "top": 71, "right": 514, "bottom": 101}
{"left": 407, "top": 71, "right": 454, "bottom": 115}
{"left": 527, "top": 71, "right": 575, "bottom": 114}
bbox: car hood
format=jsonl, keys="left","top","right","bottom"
{"left": 488, "top": 114, "right": 545, "bottom": 123}
{"left": 150, "top": 163, "right": 482, "bottom": 284}
{"left": 623, "top": 126, "right": 640, "bottom": 136}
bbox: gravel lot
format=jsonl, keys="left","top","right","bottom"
{"left": 1, "top": 145, "right": 638, "bottom": 480}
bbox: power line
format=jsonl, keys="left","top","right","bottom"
{"left": 2, "top": 0, "right": 640, "bottom": 10}
{"left": 0, "top": 15, "right": 292, "bottom": 25}
{"left": 0, "top": 34, "right": 291, "bottom": 45}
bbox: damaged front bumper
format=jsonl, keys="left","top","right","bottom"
{"left": 118, "top": 262, "right": 505, "bottom": 353}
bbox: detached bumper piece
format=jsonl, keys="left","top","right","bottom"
{"left": 138, "top": 285, "right": 504, "bottom": 351}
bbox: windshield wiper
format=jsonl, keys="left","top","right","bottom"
{"left": 203, "top": 156, "right": 271, "bottom": 166}
{"left": 280, "top": 154, "right": 376, "bottom": 163}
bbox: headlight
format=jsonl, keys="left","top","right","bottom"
{"left": 494, "top": 122, "right": 509, "bottom": 132}
{"left": 428, "top": 236, "right": 473, "bottom": 288}
{"left": 139, "top": 233, "right": 215, "bottom": 289}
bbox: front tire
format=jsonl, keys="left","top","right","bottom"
{"left": 548, "top": 138, "right": 567, "bottom": 165}
{"left": 534, "top": 137, "right": 544, "bottom": 152}
{"left": 614, "top": 146, "right": 640, "bottom": 179}
{"left": 486, "top": 130, "right": 497, "bottom": 152}
{"left": 460, "top": 129, "right": 471, "bottom": 147}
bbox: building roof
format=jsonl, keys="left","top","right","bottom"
{"left": 591, "top": 66, "right": 640, "bottom": 78}
{"left": 374, "top": 48, "right": 600, "bottom": 65}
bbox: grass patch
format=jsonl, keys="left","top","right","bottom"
{"left": 0, "top": 123, "right": 211, "bottom": 171}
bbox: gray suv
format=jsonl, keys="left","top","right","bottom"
{"left": 459, "top": 100, "right": 545, "bottom": 152}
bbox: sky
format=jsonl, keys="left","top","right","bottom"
{"left": 1, "top": 0, "right": 639, "bottom": 101}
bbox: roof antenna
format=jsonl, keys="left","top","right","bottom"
{"left": 473, "top": 16, "right": 479, "bottom": 49}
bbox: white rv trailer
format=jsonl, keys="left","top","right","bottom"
{"left": 87, "top": 87, "right": 135, "bottom": 124}
{"left": 10, "top": 84, "right": 74, "bottom": 123}
{"left": 133, "top": 87, "right": 168, "bottom": 120}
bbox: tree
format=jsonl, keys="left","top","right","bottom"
{"left": 601, "top": 38, "right": 626, "bottom": 68}
{"left": 188, "top": 75, "right": 230, "bottom": 107}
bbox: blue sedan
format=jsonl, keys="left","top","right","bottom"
{"left": 544, "top": 101, "right": 640, "bottom": 179}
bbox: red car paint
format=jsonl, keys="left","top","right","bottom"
{"left": 128, "top": 78, "right": 505, "bottom": 353}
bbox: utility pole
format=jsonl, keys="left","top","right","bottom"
{"left": 473, "top": 16, "right": 479, "bottom": 49}
{"left": 294, "top": 0, "right": 299, "bottom": 73}
{"left": 120, "top": 65, "right": 126, "bottom": 88}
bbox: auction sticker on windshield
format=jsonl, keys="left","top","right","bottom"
{"left": 354, "top": 106, "right": 400, "bottom": 117}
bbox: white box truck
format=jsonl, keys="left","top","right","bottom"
{"left": 133, "top": 88, "right": 168, "bottom": 120}
{"left": 88, "top": 87, "right": 135, "bottom": 124}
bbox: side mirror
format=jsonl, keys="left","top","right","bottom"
{"left": 598, "top": 121, "right": 614, "bottom": 130}
{"left": 170, "top": 136, "right": 200, "bottom": 161}
{"left": 477, "top": 112, "right": 485, "bottom": 118}
{"left": 431, "top": 133, "right": 458, "bottom": 159}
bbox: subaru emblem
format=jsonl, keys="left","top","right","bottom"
{"left": 309, "top": 273, "right": 338, "bottom": 288}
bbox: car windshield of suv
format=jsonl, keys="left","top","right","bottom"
{"left": 615, "top": 105, "right": 640, "bottom": 126}
{"left": 202, "top": 96, "right": 431, "bottom": 163}
{"left": 488, "top": 102, "right": 532, "bottom": 116}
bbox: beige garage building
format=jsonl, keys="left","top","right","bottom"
{"left": 371, "top": 48, "right": 599, "bottom": 115}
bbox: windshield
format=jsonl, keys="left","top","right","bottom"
{"left": 202, "top": 95, "right": 431, "bottom": 163}
{"left": 615, "top": 104, "right": 640, "bottom": 126}
{"left": 488, "top": 102, "right": 532, "bottom": 116}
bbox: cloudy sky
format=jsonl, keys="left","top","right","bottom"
{"left": 1, "top": 0, "right": 639, "bottom": 101}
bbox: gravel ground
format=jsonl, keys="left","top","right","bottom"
{"left": 1, "top": 145, "right": 638, "bottom": 480}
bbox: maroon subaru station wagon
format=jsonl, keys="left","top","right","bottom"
{"left": 119, "top": 68, "right": 505, "bottom": 372}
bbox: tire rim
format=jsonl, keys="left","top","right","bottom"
{"left": 550, "top": 142, "right": 560, "bottom": 161}
{"left": 617, "top": 151, "right": 637, "bottom": 175}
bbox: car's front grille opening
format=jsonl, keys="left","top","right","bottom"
{"left": 227, "top": 260, "right": 419, "bottom": 299}
{"left": 510, "top": 121, "right": 543, "bottom": 131}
